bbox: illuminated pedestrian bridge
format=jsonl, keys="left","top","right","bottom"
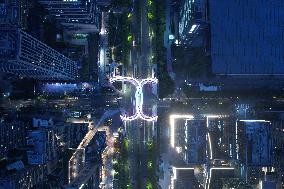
{"left": 109, "top": 75, "right": 158, "bottom": 121}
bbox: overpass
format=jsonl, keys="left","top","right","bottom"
{"left": 110, "top": 75, "right": 158, "bottom": 121}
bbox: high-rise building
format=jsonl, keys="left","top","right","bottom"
{"left": 210, "top": 1, "right": 284, "bottom": 75}
{"left": 0, "top": 0, "right": 30, "bottom": 29}
{"left": 38, "top": 0, "right": 100, "bottom": 33}
{"left": 179, "top": 0, "right": 207, "bottom": 45}
{"left": 0, "top": 27, "right": 78, "bottom": 80}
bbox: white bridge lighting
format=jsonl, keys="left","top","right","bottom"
{"left": 110, "top": 75, "right": 158, "bottom": 121}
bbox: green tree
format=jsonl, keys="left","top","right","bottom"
{"left": 159, "top": 73, "right": 175, "bottom": 98}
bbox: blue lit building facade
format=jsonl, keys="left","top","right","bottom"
{"left": 0, "top": 27, "right": 78, "bottom": 80}
{"left": 210, "top": 1, "right": 284, "bottom": 75}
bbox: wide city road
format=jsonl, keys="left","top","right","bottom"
{"left": 125, "top": 0, "right": 157, "bottom": 189}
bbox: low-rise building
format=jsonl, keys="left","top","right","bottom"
{"left": 236, "top": 120, "right": 273, "bottom": 166}
{"left": 0, "top": 121, "right": 29, "bottom": 157}
{"left": 183, "top": 119, "right": 206, "bottom": 165}
{"left": 0, "top": 164, "right": 48, "bottom": 189}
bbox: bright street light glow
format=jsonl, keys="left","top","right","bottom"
{"left": 207, "top": 132, "right": 213, "bottom": 160}
{"left": 169, "top": 34, "right": 175, "bottom": 40}
{"left": 189, "top": 24, "right": 200, "bottom": 34}
{"left": 205, "top": 114, "right": 226, "bottom": 119}
{"left": 169, "top": 114, "right": 194, "bottom": 148}
{"left": 239, "top": 120, "right": 270, "bottom": 122}
{"left": 79, "top": 184, "right": 85, "bottom": 189}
